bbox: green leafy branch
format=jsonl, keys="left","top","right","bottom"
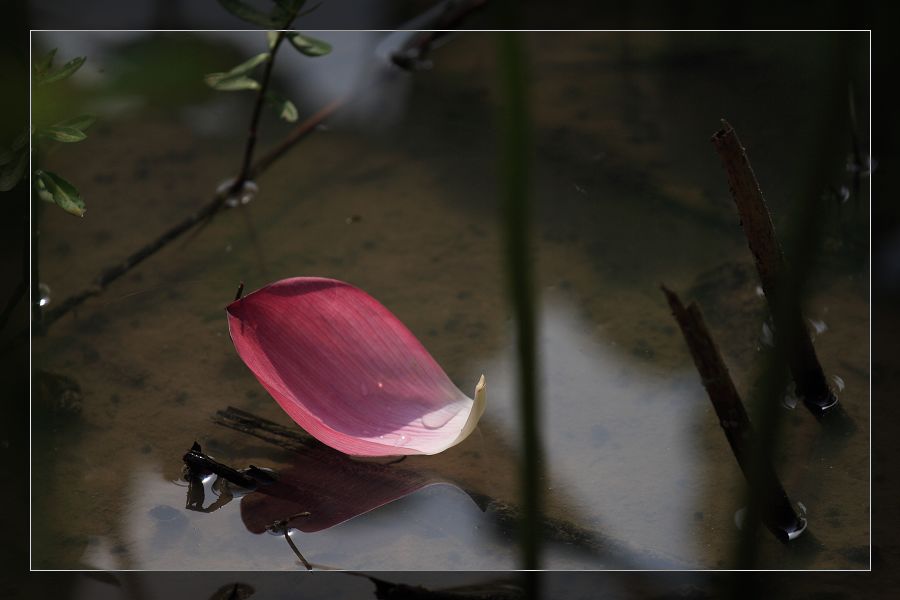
{"left": 205, "top": 1, "right": 331, "bottom": 127}
{"left": 9, "top": 48, "right": 96, "bottom": 217}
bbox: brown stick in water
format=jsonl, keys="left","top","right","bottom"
{"left": 711, "top": 120, "right": 837, "bottom": 416}
{"left": 662, "top": 285, "right": 806, "bottom": 542}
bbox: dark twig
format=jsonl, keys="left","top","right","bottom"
{"left": 711, "top": 120, "right": 837, "bottom": 416}
{"left": 30, "top": 5, "right": 488, "bottom": 335}
{"left": 39, "top": 100, "right": 340, "bottom": 330}
{"left": 231, "top": 31, "right": 287, "bottom": 194}
{"left": 662, "top": 285, "right": 806, "bottom": 543}
{"left": 247, "top": 98, "right": 343, "bottom": 180}
{"left": 282, "top": 529, "right": 312, "bottom": 570}
{"left": 234, "top": 282, "right": 244, "bottom": 301}
{"left": 390, "top": 0, "right": 488, "bottom": 70}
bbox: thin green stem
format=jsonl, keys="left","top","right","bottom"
{"left": 497, "top": 30, "right": 542, "bottom": 573}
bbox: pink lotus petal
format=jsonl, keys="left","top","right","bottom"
{"left": 226, "top": 277, "right": 486, "bottom": 456}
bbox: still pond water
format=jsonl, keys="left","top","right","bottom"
{"left": 32, "top": 31, "right": 869, "bottom": 570}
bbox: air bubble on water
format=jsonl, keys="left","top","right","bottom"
{"left": 782, "top": 385, "right": 799, "bottom": 410}
{"left": 38, "top": 282, "right": 51, "bottom": 307}
{"left": 760, "top": 321, "right": 774, "bottom": 347}
{"left": 847, "top": 154, "right": 877, "bottom": 177}
{"left": 216, "top": 178, "right": 259, "bottom": 208}
{"left": 838, "top": 186, "right": 850, "bottom": 203}
{"left": 832, "top": 374, "right": 845, "bottom": 392}
{"left": 809, "top": 318, "right": 828, "bottom": 338}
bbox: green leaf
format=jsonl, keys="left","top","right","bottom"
{"left": 0, "top": 149, "right": 27, "bottom": 192}
{"left": 55, "top": 114, "right": 97, "bottom": 131}
{"left": 266, "top": 91, "right": 298, "bottom": 122}
{"left": 287, "top": 32, "right": 331, "bottom": 57}
{"left": 206, "top": 74, "right": 260, "bottom": 91}
{"left": 266, "top": 31, "right": 280, "bottom": 50}
{"left": 35, "top": 56, "right": 86, "bottom": 86}
{"left": 205, "top": 52, "right": 269, "bottom": 90}
{"left": 39, "top": 126, "right": 88, "bottom": 143}
{"left": 217, "top": 0, "right": 283, "bottom": 28}
{"left": 34, "top": 170, "right": 85, "bottom": 217}
{"left": 32, "top": 48, "right": 57, "bottom": 77}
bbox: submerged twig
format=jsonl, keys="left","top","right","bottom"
{"left": 282, "top": 529, "right": 312, "bottom": 570}
{"left": 662, "top": 286, "right": 807, "bottom": 543}
{"left": 711, "top": 120, "right": 837, "bottom": 417}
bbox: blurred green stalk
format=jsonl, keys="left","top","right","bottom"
{"left": 733, "top": 32, "right": 862, "bottom": 573}
{"left": 497, "top": 30, "right": 543, "bottom": 573}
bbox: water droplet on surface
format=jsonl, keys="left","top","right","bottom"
{"left": 782, "top": 386, "right": 799, "bottom": 410}
{"left": 755, "top": 285, "right": 765, "bottom": 298}
{"left": 809, "top": 319, "right": 828, "bottom": 337}
{"left": 38, "top": 282, "right": 51, "bottom": 307}
{"left": 216, "top": 178, "right": 258, "bottom": 208}
{"left": 734, "top": 507, "right": 747, "bottom": 530}
{"left": 832, "top": 374, "right": 845, "bottom": 392}
{"left": 760, "top": 321, "right": 774, "bottom": 347}
{"left": 838, "top": 186, "right": 851, "bottom": 203}
{"left": 797, "top": 501, "right": 807, "bottom": 515}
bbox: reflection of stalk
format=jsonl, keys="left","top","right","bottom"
{"left": 231, "top": 31, "right": 287, "bottom": 195}
{"left": 497, "top": 31, "right": 542, "bottom": 573}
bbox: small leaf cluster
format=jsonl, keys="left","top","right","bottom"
{"left": 206, "top": 0, "right": 331, "bottom": 123}
{"left": 218, "top": 0, "right": 322, "bottom": 29}
{"left": 7, "top": 48, "right": 95, "bottom": 216}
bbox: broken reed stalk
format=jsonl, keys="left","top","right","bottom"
{"left": 662, "top": 286, "right": 806, "bottom": 543}
{"left": 711, "top": 121, "right": 837, "bottom": 417}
